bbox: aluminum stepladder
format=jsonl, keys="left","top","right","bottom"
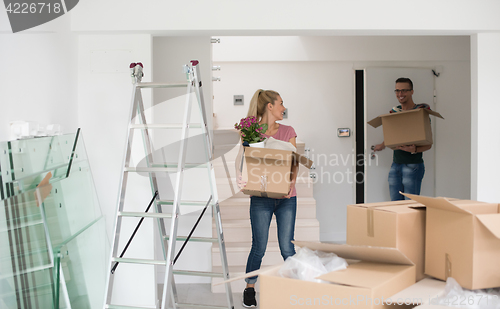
{"left": 104, "top": 60, "right": 234, "bottom": 309}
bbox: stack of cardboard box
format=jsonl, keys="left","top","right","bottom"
{"left": 400, "top": 193, "right": 500, "bottom": 290}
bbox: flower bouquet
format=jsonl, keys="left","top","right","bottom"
{"left": 234, "top": 116, "right": 268, "bottom": 146}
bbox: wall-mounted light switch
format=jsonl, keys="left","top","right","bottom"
{"left": 234, "top": 95, "right": 244, "bottom": 105}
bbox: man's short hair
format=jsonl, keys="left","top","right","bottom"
{"left": 395, "top": 77, "right": 413, "bottom": 90}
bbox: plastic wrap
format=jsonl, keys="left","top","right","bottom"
{"left": 432, "top": 278, "right": 500, "bottom": 309}
{"left": 278, "top": 247, "right": 348, "bottom": 283}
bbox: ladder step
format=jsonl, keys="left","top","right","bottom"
{"left": 130, "top": 123, "right": 202, "bottom": 129}
{"left": 106, "top": 305, "right": 155, "bottom": 309}
{"left": 152, "top": 163, "right": 207, "bottom": 169}
{"left": 157, "top": 199, "right": 213, "bottom": 207}
{"left": 124, "top": 167, "right": 176, "bottom": 173}
{"left": 175, "top": 303, "right": 231, "bottom": 309}
{"left": 125, "top": 163, "right": 207, "bottom": 173}
{"left": 136, "top": 82, "right": 189, "bottom": 88}
{"left": 164, "top": 236, "right": 219, "bottom": 243}
{"left": 111, "top": 258, "right": 224, "bottom": 278}
{"left": 173, "top": 270, "right": 224, "bottom": 278}
{"left": 118, "top": 212, "right": 173, "bottom": 219}
{"left": 112, "top": 257, "right": 166, "bottom": 265}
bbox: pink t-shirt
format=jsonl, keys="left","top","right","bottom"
{"left": 262, "top": 124, "right": 298, "bottom": 198}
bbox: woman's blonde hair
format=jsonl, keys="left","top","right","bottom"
{"left": 247, "top": 89, "right": 280, "bottom": 120}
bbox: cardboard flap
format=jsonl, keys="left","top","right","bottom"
{"left": 353, "top": 200, "right": 421, "bottom": 209}
{"left": 424, "top": 109, "right": 444, "bottom": 119}
{"left": 317, "top": 262, "right": 413, "bottom": 289}
{"left": 292, "top": 241, "right": 413, "bottom": 265}
{"left": 292, "top": 153, "right": 314, "bottom": 169}
{"left": 367, "top": 116, "right": 383, "bottom": 128}
{"left": 401, "top": 193, "right": 471, "bottom": 215}
{"left": 476, "top": 214, "right": 500, "bottom": 239}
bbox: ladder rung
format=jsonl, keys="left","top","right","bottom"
{"left": 112, "top": 257, "right": 166, "bottom": 265}
{"left": 136, "top": 82, "right": 189, "bottom": 88}
{"left": 130, "top": 123, "right": 202, "bottom": 129}
{"left": 118, "top": 212, "right": 172, "bottom": 219}
{"left": 125, "top": 164, "right": 206, "bottom": 173}
{"left": 157, "top": 199, "right": 212, "bottom": 207}
{"left": 111, "top": 259, "right": 224, "bottom": 278}
{"left": 124, "top": 167, "right": 176, "bottom": 173}
{"left": 173, "top": 270, "right": 224, "bottom": 278}
{"left": 175, "top": 303, "right": 230, "bottom": 309}
{"left": 106, "top": 305, "right": 154, "bottom": 309}
{"left": 152, "top": 163, "right": 207, "bottom": 169}
{"left": 165, "top": 236, "right": 219, "bottom": 243}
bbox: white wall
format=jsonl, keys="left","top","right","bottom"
{"left": 0, "top": 33, "right": 78, "bottom": 141}
{"left": 71, "top": 0, "right": 500, "bottom": 35}
{"left": 77, "top": 34, "right": 156, "bottom": 307}
{"left": 152, "top": 37, "right": 214, "bottom": 284}
{"left": 471, "top": 33, "right": 500, "bottom": 202}
{"left": 153, "top": 37, "right": 213, "bottom": 135}
{"left": 213, "top": 36, "right": 471, "bottom": 241}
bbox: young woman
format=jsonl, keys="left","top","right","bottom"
{"left": 240, "top": 89, "right": 299, "bottom": 308}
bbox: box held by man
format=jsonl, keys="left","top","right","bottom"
{"left": 368, "top": 108, "right": 444, "bottom": 149}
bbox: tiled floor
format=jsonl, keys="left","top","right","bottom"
{"left": 162, "top": 283, "right": 250, "bottom": 309}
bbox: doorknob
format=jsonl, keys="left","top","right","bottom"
{"left": 370, "top": 145, "right": 376, "bottom": 160}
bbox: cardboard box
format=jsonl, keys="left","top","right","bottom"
{"left": 220, "top": 241, "right": 416, "bottom": 309}
{"left": 241, "top": 147, "right": 313, "bottom": 198}
{"left": 368, "top": 108, "right": 444, "bottom": 149}
{"left": 402, "top": 193, "right": 500, "bottom": 290}
{"left": 346, "top": 200, "right": 426, "bottom": 281}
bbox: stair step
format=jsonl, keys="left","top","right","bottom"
{"left": 212, "top": 241, "right": 285, "bottom": 267}
{"left": 214, "top": 218, "right": 320, "bottom": 243}
{"left": 218, "top": 197, "right": 317, "bottom": 219}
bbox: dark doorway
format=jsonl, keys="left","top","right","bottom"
{"left": 355, "top": 70, "right": 364, "bottom": 204}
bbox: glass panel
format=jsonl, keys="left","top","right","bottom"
{"left": 0, "top": 133, "right": 78, "bottom": 198}
{"left": 53, "top": 217, "right": 108, "bottom": 309}
{"left": 0, "top": 186, "right": 56, "bottom": 309}
{"left": 0, "top": 132, "right": 109, "bottom": 309}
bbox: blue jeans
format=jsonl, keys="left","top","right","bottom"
{"left": 388, "top": 162, "right": 425, "bottom": 201}
{"left": 245, "top": 196, "right": 297, "bottom": 284}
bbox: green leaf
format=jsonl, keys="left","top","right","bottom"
{"left": 260, "top": 123, "right": 268, "bottom": 134}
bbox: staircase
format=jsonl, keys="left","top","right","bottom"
{"left": 210, "top": 129, "right": 320, "bottom": 293}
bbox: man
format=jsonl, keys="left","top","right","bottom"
{"left": 373, "top": 77, "right": 432, "bottom": 201}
